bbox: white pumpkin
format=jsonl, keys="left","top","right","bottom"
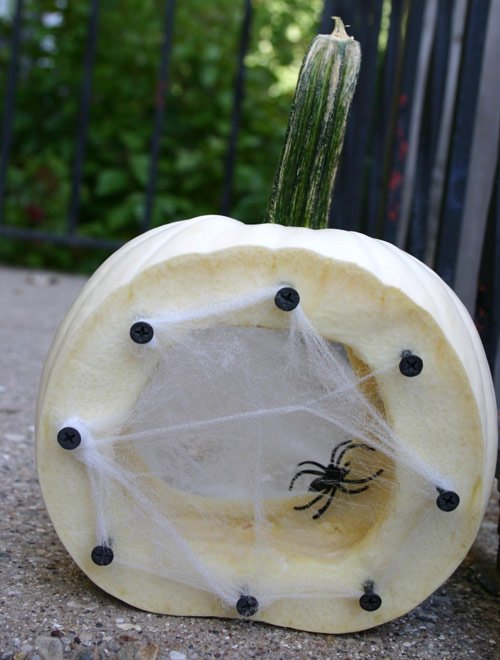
{"left": 36, "top": 215, "right": 497, "bottom": 634}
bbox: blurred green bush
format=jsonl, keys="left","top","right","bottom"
{"left": 0, "top": 0, "right": 322, "bottom": 271}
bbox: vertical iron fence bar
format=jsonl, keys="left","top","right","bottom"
{"left": 475, "top": 163, "right": 500, "bottom": 389}
{"left": 367, "top": 0, "right": 408, "bottom": 237}
{"left": 427, "top": 1, "right": 454, "bottom": 174}
{"left": 474, "top": 165, "right": 500, "bottom": 579}
{"left": 495, "top": 168, "right": 500, "bottom": 574}
{"left": 66, "top": 0, "right": 100, "bottom": 235}
{"left": 424, "top": 0, "right": 468, "bottom": 267}
{"left": 365, "top": 0, "right": 400, "bottom": 235}
{"left": 142, "top": 0, "right": 176, "bottom": 233}
{"left": 330, "top": 0, "right": 383, "bottom": 231}
{"left": 396, "top": 0, "right": 438, "bottom": 249}
{"left": 454, "top": 0, "right": 500, "bottom": 312}
{"left": 435, "top": 0, "right": 490, "bottom": 286}
{"left": 0, "top": 0, "right": 24, "bottom": 226}
{"left": 407, "top": 0, "right": 453, "bottom": 261}
{"left": 381, "top": 0, "right": 424, "bottom": 244}
{"left": 491, "top": 171, "right": 500, "bottom": 577}
{"left": 220, "top": 0, "right": 253, "bottom": 217}
{"left": 493, "top": 167, "right": 500, "bottom": 400}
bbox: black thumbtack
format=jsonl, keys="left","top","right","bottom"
{"left": 359, "top": 580, "right": 382, "bottom": 612}
{"left": 57, "top": 427, "right": 81, "bottom": 450}
{"left": 91, "top": 545, "right": 114, "bottom": 566}
{"left": 436, "top": 488, "right": 460, "bottom": 512}
{"left": 130, "top": 321, "right": 154, "bottom": 344}
{"left": 399, "top": 350, "right": 423, "bottom": 377}
{"left": 275, "top": 287, "right": 300, "bottom": 312}
{"left": 236, "top": 594, "right": 259, "bottom": 617}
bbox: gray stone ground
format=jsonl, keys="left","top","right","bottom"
{"left": 0, "top": 265, "right": 498, "bottom": 660}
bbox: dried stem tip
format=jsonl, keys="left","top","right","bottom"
{"left": 331, "top": 16, "right": 351, "bottom": 41}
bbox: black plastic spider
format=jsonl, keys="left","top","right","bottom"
{"left": 289, "top": 440, "right": 384, "bottom": 520}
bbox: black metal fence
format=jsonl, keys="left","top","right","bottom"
{"left": 0, "top": 0, "right": 499, "bottom": 398}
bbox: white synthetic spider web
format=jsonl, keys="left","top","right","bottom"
{"left": 67, "top": 286, "right": 454, "bottom": 611}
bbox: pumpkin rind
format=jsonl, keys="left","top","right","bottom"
{"left": 36, "top": 216, "right": 497, "bottom": 633}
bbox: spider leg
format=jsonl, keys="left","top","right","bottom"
{"left": 289, "top": 469, "right": 324, "bottom": 491}
{"left": 312, "top": 487, "right": 338, "bottom": 519}
{"left": 337, "top": 484, "right": 369, "bottom": 495}
{"left": 293, "top": 489, "right": 329, "bottom": 511}
{"left": 336, "top": 442, "right": 375, "bottom": 465}
{"left": 330, "top": 440, "right": 354, "bottom": 464}
{"left": 296, "top": 461, "right": 327, "bottom": 470}
{"left": 344, "top": 469, "right": 384, "bottom": 484}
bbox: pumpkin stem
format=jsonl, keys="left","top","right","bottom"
{"left": 264, "top": 17, "right": 361, "bottom": 229}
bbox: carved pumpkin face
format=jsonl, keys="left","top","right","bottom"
{"left": 36, "top": 216, "right": 496, "bottom": 633}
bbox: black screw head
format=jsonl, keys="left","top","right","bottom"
{"left": 130, "top": 321, "right": 154, "bottom": 344}
{"left": 275, "top": 287, "right": 300, "bottom": 312}
{"left": 57, "top": 426, "right": 81, "bottom": 450}
{"left": 359, "top": 592, "right": 382, "bottom": 612}
{"left": 236, "top": 595, "right": 259, "bottom": 617}
{"left": 91, "top": 545, "right": 114, "bottom": 566}
{"left": 436, "top": 489, "right": 460, "bottom": 512}
{"left": 399, "top": 351, "right": 423, "bottom": 377}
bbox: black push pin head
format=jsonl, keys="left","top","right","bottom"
{"left": 399, "top": 350, "right": 423, "bottom": 377}
{"left": 91, "top": 545, "right": 114, "bottom": 566}
{"left": 236, "top": 595, "right": 259, "bottom": 617}
{"left": 436, "top": 489, "right": 460, "bottom": 512}
{"left": 360, "top": 592, "right": 382, "bottom": 612}
{"left": 130, "top": 321, "right": 154, "bottom": 344}
{"left": 275, "top": 287, "right": 300, "bottom": 312}
{"left": 359, "top": 581, "right": 382, "bottom": 612}
{"left": 57, "top": 426, "right": 81, "bottom": 450}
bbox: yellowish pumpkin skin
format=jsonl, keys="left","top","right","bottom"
{"left": 36, "top": 216, "right": 497, "bottom": 633}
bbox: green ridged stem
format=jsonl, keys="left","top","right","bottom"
{"left": 264, "top": 18, "right": 361, "bottom": 229}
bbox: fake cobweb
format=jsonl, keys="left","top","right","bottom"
{"left": 64, "top": 285, "right": 457, "bottom": 613}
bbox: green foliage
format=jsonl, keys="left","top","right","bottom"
{"left": 0, "top": 0, "right": 322, "bottom": 271}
